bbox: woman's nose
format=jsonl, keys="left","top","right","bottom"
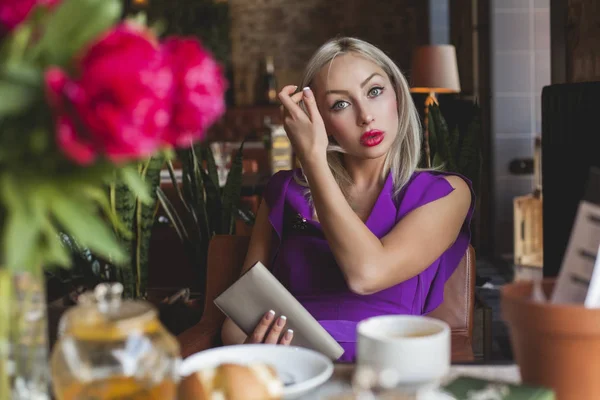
{"left": 357, "top": 108, "right": 375, "bottom": 126}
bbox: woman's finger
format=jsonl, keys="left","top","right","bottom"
{"left": 301, "top": 87, "right": 323, "bottom": 124}
{"left": 264, "top": 315, "right": 287, "bottom": 344}
{"left": 247, "top": 310, "right": 276, "bottom": 343}
{"left": 278, "top": 86, "right": 305, "bottom": 119}
{"left": 290, "top": 91, "right": 304, "bottom": 104}
{"left": 279, "top": 329, "right": 294, "bottom": 346}
{"left": 281, "top": 91, "right": 304, "bottom": 119}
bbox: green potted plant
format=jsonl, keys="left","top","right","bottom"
{"left": 157, "top": 141, "right": 252, "bottom": 312}
{"left": 422, "top": 102, "right": 482, "bottom": 198}
{"left": 109, "top": 154, "right": 166, "bottom": 299}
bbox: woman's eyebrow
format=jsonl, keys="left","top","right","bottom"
{"left": 325, "top": 73, "right": 383, "bottom": 96}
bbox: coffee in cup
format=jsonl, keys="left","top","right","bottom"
{"left": 356, "top": 315, "right": 451, "bottom": 389}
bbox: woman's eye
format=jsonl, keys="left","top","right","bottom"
{"left": 331, "top": 101, "right": 349, "bottom": 111}
{"left": 368, "top": 86, "right": 384, "bottom": 97}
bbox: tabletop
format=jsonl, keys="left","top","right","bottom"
{"left": 297, "top": 363, "right": 521, "bottom": 399}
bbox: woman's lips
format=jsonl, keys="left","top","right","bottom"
{"left": 360, "top": 130, "right": 385, "bottom": 147}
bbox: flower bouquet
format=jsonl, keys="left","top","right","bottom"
{"left": 0, "top": 0, "right": 226, "bottom": 398}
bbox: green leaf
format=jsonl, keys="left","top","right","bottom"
{"left": 140, "top": 155, "right": 165, "bottom": 216}
{"left": 190, "top": 147, "right": 210, "bottom": 240}
{"left": 432, "top": 152, "right": 445, "bottom": 170}
{"left": 110, "top": 178, "right": 136, "bottom": 298}
{"left": 177, "top": 149, "right": 194, "bottom": 206}
{"left": 166, "top": 160, "right": 189, "bottom": 213}
{"left": 427, "top": 108, "right": 438, "bottom": 164}
{"left": 177, "top": 149, "right": 205, "bottom": 244}
{"left": 31, "top": 0, "right": 123, "bottom": 67}
{"left": 0, "top": 21, "right": 34, "bottom": 65}
{"left": 111, "top": 182, "right": 137, "bottom": 240}
{"left": 120, "top": 166, "right": 152, "bottom": 204}
{"left": 202, "top": 169, "right": 220, "bottom": 235}
{"left": 221, "top": 141, "right": 245, "bottom": 235}
{"left": 236, "top": 207, "right": 256, "bottom": 226}
{"left": 0, "top": 269, "right": 12, "bottom": 397}
{"left": 40, "top": 218, "right": 71, "bottom": 267}
{"left": 0, "top": 176, "right": 41, "bottom": 270}
{"left": 458, "top": 109, "right": 482, "bottom": 196}
{"left": 204, "top": 146, "right": 220, "bottom": 192}
{"left": 0, "top": 80, "right": 39, "bottom": 117}
{"left": 3, "top": 207, "right": 40, "bottom": 271}
{"left": 429, "top": 104, "right": 457, "bottom": 172}
{"left": 125, "top": 12, "right": 148, "bottom": 27}
{"left": 149, "top": 19, "right": 168, "bottom": 38}
{"left": 87, "top": 185, "right": 131, "bottom": 239}
{"left": 0, "top": 64, "right": 43, "bottom": 88}
{"left": 186, "top": 148, "right": 200, "bottom": 208}
{"left": 201, "top": 147, "right": 221, "bottom": 235}
{"left": 135, "top": 154, "right": 165, "bottom": 297}
{"left": 156, "top": 187, "right": 188, "bottom": 241}
{"left": 50, "top": 191, "right": 127, "bottom": 265}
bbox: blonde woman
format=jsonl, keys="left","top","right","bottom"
{"left": 221, "top": 37, "right": 474, "bottom": 362}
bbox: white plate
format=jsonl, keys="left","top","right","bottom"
{"left": 425, "top": 390, "right": 456, "bottom": 399}
{"left": 179, "top": 344, "right": 334, "bottom": 399}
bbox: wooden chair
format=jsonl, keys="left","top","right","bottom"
{"left": 177, "top": 235, "right": 476, "bottom": 362}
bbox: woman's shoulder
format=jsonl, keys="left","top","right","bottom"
{"left": 397, "top": 170, "right": 474, "bottom": 214}
{"left": 407, "top": 170, "right": 472, "bottom": 195}
{"left": 410, "top": 170, "right": 471, "bottom": 186}
{"left": 264, "top": 168, "right": 302, "bottom": 195}
{"left": 263, "top": 169, "right": 304, "bottom": 209}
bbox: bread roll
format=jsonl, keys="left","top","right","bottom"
{"left": 178, "top": 363, "right": 283, "bottom": 400}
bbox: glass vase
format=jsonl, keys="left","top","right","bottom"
{"left": 0, "top": 268, "right": 51, "bottom": 400}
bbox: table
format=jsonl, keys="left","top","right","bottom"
{"left": 298, "top": 363, "right": 521, "bottom": 399}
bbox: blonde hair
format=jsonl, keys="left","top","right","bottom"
{"left": 295, "top": 37, "right": 422, "bottom": 204}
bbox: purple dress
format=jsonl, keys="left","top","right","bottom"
{"left": 263, "top": 169, "right": 475, "bottom": 362}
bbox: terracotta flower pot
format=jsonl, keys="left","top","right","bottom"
{"left": 501, "top": 278, "right": 600, "bottom": 399}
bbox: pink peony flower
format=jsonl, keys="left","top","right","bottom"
{"left": 45, "top": 24, "right": 173, "bottom": 165}
{"left": 0, "top": 0, "right": 60, "bottom": 32}
{"left": 161, "top": 37, "right": 227, "bottom": 147}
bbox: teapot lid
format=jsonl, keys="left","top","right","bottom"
{"left": 60, "top": 283, "right": 160, "bottom": 340}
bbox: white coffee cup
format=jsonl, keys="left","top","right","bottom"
{"left": 356, "top": 315, "right": 451, "bottom": 387}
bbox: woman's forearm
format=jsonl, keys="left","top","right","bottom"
{"left": 302, "top": 156, "right": 386, "bottom": 294}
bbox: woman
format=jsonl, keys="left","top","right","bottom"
{"left": 221, "top": 37, "right": 474, "bottom": 362}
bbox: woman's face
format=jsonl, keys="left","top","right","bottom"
{"left": 313, "top": 53, "right": 399, "bottom": 160}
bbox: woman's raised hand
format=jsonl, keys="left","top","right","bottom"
{"left": 244, "top": 310, "right": 294, "bottom": 345}
{"left": 278, "top": 85, "right": 328, "bottom": 164}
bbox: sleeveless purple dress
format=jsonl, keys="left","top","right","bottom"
{"left": 263, "top": 169, "right": 475, "bottom": 362}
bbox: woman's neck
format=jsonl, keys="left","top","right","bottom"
{"left": 342, "top": 154, "right": 388, "bottom": 189}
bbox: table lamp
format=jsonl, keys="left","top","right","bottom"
{"left": 410, "top": 45, "right": 461, "bottom": 167}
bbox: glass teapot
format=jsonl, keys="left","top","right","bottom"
{"left": 50, "top": 283, "right": 181, "bottom": 400}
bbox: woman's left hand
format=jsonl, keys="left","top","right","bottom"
{"left": 278, "top": 85, "right": 328, "bottom": 164}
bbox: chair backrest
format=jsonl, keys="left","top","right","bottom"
{"left": 204, "top": 235, "right": 475, "bottom": 339}
{"left": 428, "top": 245, "right": 476, "bottom": 338}
{"left": 202, "top": 235, "right": 250, "bottom": 325}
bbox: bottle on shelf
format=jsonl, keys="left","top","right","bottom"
{"left": 263, "top": 116, "right": 293, "bottom": 175}
{"left": 256, "top": 55, "right": 278, "bottom": 105}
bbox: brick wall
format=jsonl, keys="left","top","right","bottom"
{"left": 228, "top": 0, "right": 429, "bottom": 105}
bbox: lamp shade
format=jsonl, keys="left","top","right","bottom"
{"left": 410, "top": 45, "right": 461, "bottom": 94}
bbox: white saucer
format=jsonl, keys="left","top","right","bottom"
{"left": 179, "top": 344, "right": 334, "bottom": 399}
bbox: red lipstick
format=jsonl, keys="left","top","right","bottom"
{"left": 360, "top": 130, "right": 385, "bottom": 147}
